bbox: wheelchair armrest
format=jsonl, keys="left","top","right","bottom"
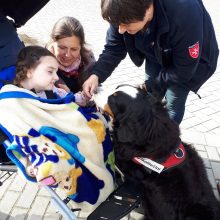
{"left": 0, "top": 163, "right": 17, "bottom": 172}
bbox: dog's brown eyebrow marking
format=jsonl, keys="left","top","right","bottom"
{"left": 113, "top": 92, "right": 117, "bottom": 96}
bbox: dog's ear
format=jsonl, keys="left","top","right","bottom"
{"left": 134, "top": 95, "right": 180, "bottom": 150}
{"left": 117, "top": 121, "right": 137, "bottom": 143}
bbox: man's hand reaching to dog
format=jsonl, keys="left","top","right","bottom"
{"left": 83, "top": 74, "right": 99, "bottom": 98}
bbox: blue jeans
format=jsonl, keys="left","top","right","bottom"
{"left": 145, "top": 62, "right": 190, "bottom": 124}
{"left": 164, "top": 85, "right": 190, "bottom": 124}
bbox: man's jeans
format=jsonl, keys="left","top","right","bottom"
{"left": 145, "top": 62, "right": 190, "bottom": 124}
{"left": 165, "top": 85, "right": 190, "bottom": 124}
{"left": 146, "top": 80, "right": 190, "bottom": 124}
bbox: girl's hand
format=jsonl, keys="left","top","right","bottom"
{"left": 75, "top": 91, "right": 90, "bottom": 106}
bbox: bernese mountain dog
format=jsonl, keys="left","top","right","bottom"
{"left": 93, "top": 84, "right": 220, "bottom": 220}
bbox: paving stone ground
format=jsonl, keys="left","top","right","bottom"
{"left": 0, "top": 0, "right": 220, "bottom": 219}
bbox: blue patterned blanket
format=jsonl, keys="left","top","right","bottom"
{"left": 0, "top": 84, "right": 115, "bottom": 213}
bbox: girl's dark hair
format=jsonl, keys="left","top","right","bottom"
{"left": 14, "top": 45, "right": 56, "bottom": 86}
{"left": 101, "top": 0, "right": 153, "bottom": 25}
{"left": 50, "top": 16, "right": 91, "bottom": 66}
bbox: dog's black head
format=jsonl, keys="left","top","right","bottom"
{"left": 93, "top": 85, "right": 180, "bottom": 159}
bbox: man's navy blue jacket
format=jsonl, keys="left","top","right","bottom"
{"left": 92, "top": 0, "right": 219, "bottom": 92}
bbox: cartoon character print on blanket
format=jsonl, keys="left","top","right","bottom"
{"left": 8, "top": 125, "right": 112, "bottom": 204}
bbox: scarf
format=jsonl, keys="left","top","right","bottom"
{"left": 59, "top": 56, "right": 81, "bottom": 78}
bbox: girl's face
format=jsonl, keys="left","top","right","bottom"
{"left": 52, "top": 36, "right": 81, "bottom": 67}
{"left": 27, "top": 56, "right": 59, "bottom": 92}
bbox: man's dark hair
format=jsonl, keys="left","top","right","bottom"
{"left": 101, "top": 0, "right": 153, "bottom": 25}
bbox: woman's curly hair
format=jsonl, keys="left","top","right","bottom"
{"left": 14, "top": 46, "right": 56, "bottom": 87}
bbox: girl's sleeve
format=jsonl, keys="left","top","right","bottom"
{"left": 53, "top": 86, "right": 68, "bottom": 98}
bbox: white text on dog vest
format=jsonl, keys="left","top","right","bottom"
{"left": 134, "top": 157, "right": 164, "bottom": 173}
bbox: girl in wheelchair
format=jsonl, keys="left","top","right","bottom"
{"left": 0, "top": 46, "right": 115, "bottom": 215}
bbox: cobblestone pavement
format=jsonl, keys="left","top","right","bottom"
{"left": 0, "top": 0, "right": 220, "bottom": 219}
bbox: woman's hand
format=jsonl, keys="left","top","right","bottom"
{"left": 82, "top": 74, "right": 99, "bottom": 98}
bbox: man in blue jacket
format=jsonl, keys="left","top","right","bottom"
{"left": 83, "top": 0, "right": 219, "bottom": 124}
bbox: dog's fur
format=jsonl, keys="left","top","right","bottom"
{"left": 93, "top": 85, "right": 220, "bottom": 220}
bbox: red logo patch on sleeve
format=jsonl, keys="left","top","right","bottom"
{"left": 188, "top": 42, "right": 199, "bottom": 59}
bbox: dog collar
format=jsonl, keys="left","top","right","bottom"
{"left": 133, "top": 143, "right": 186, "bottom": 174}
